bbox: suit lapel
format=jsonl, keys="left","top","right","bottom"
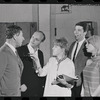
{"left": 75, "top": 41, "right": 86, "bottom": 60}
{"left": 38, "top": 50, "right": 40, "bottom": 61}
{"left": 38, "top": 50, "right": 43, "bottom": 67}
{"left": 16, "top": 52, "right": 24, "bottom": 75}
{"left": 25, "top": 45, "right": 30, "bottom": 54}
{"left": 69, "top": 40, "right": 86, "bottom": 61}
{"left": 4, "top": 44, "right": 24, "bottom": 75}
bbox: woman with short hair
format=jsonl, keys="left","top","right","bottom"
{"left": 31, "top": 37, "right": 77, "bottom": 97}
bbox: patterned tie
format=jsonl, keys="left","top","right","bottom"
{"left": 15, "top": 50, "right": 23, "bottom": 74}
{"left": 72, "top": 42, "right": 79, "bottom": 62}
{"left": 32, "top": 59, "right": 37, "bottom": 71}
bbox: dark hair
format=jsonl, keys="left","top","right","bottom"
{"left": 54, "top": 37, "right": 68, "bottom": 55}
{"left": 38, "top": 31, "right": 46, "bottom": 42}
{"left": 75, "top": 22, "right": 88, "bottom": 32}
{"left": 5, "top": 25, "right": 22, "bottom": 39}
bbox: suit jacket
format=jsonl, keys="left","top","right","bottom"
{"left": 68, "top": 41, "right": 88, "bottom": 76}
{"left": 17, "top": 44, "right": 45, "bottom": 96}
{"left": 0, "top": 44, "right": 23, "bottom": 96}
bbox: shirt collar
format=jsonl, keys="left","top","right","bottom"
{"left": 5, "top": 42, "right": 16, "bottom": 55}
{"left": 77, "top": 38, "right": 86, "bottom": 45}
{"left": 55, "top": 56, "right": 67, "bottom": 65}
{"left": 27, "top": 43, "right": 39, "bottom": 54}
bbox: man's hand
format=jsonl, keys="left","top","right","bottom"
{"left": 76, "top": 75, "right": 82, "bottom": 87}
{"left": 21, "top": 84, "right": 27, "bottom": 92}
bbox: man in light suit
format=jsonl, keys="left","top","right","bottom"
{"left": 68, "top": 22, "right": 89, "bottom": 97}
{"left": 0, "top": 25, "right": 25, "bottom": 96}
{"left": 17, "top": 31, "right": 46, "bottom": 96}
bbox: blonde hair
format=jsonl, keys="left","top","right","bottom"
{"left": 54, "top": 37, "right": 68, "bottom": 55}
{"left": 87, "top": 35, "right": 100, "bottom": 55}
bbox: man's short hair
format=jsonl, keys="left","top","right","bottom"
{"left": 6, "top": 25, "right": 22, "bottom": 39}
{"left": 75, "top": 22, "right": 88, "bottom": 32}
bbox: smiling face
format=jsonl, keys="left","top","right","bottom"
{"left": 74, "top": 25, "right": 87, "bottom": 42}
{"left": 29, "top": 32, "right": 44, "bottom": 48}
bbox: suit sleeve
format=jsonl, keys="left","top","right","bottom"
{"left": 0, "top": 52, "right": 7, "bottom": 80}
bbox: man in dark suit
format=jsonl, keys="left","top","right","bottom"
{"left": 68, "top": 22, "right": 89, "bottom": 97}
{"left": 17, "top": 31, "right": 46, "bottom": 96}
{"left": 0, "top": 25, "right": 25, "bottom": 96}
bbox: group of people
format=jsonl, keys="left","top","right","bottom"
{"left": 0, "top": 22, "right": 100, "bottom": 97}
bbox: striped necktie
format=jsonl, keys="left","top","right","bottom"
{"left": 15, "top": 50, "right": 23, "bottom": 73}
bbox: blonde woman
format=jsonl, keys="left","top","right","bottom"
{"left": 31, "top": 37, "right": 77, "bottom": 97}
{"left": 83, "top": 35, "right": 100, "bottom": 96}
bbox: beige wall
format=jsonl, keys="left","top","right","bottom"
{"left": 0, "top": 4, "right": 34, "bottom": 22}
{"left": 0, "top": 4, "right": 39, "bottom": 22}
{"left": 0, "top": 4, "right": 100, "bottom": 64}
{"left": 0, "top": 4, "right": 50, "bottom": 64}
{"left": 0, "top": 4, "right": 39, "bottom": 55}
{"left": 50, "top": 5, "right": 100, "bottom": 49}
{"left": 39, "top": 4, "right": 51, "bottom": 64}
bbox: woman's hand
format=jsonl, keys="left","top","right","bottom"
{"left": 29, "top": 53, "right": 39, "bottom": 61}
{"left": 29, "top": 53, "right": 43, "bottom": 75}
{"left": 56, "top": 75, "right": 73, "bottom": 88}
{"left": 29, "top": 53, "right": 41, "bottom": 69}
{"left": 51, "top": 79, "right": 59, "bottom": 85}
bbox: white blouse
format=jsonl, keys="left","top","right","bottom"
{"left": 40, "top": 57, "right": 75, "bottom": 97}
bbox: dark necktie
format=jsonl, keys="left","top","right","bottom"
{"left": 72, "top": 42, "right": 79, "bottom": 62}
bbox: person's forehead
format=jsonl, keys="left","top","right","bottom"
{"left": 75, "top": 25, "right": 83, "bottom": 30}
{"left": 33, "top": 32, "right": 43, "bottom": 37}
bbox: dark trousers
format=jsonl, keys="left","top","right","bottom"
{"left": 71, "top": 82, "right": 82, "bottom": 97}
{"left": 71, "top": 72, "right": 83, "bottom": 97}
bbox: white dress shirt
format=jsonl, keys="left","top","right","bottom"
{"left": 71, "top": 38, "right": 86, "bottom": 60}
